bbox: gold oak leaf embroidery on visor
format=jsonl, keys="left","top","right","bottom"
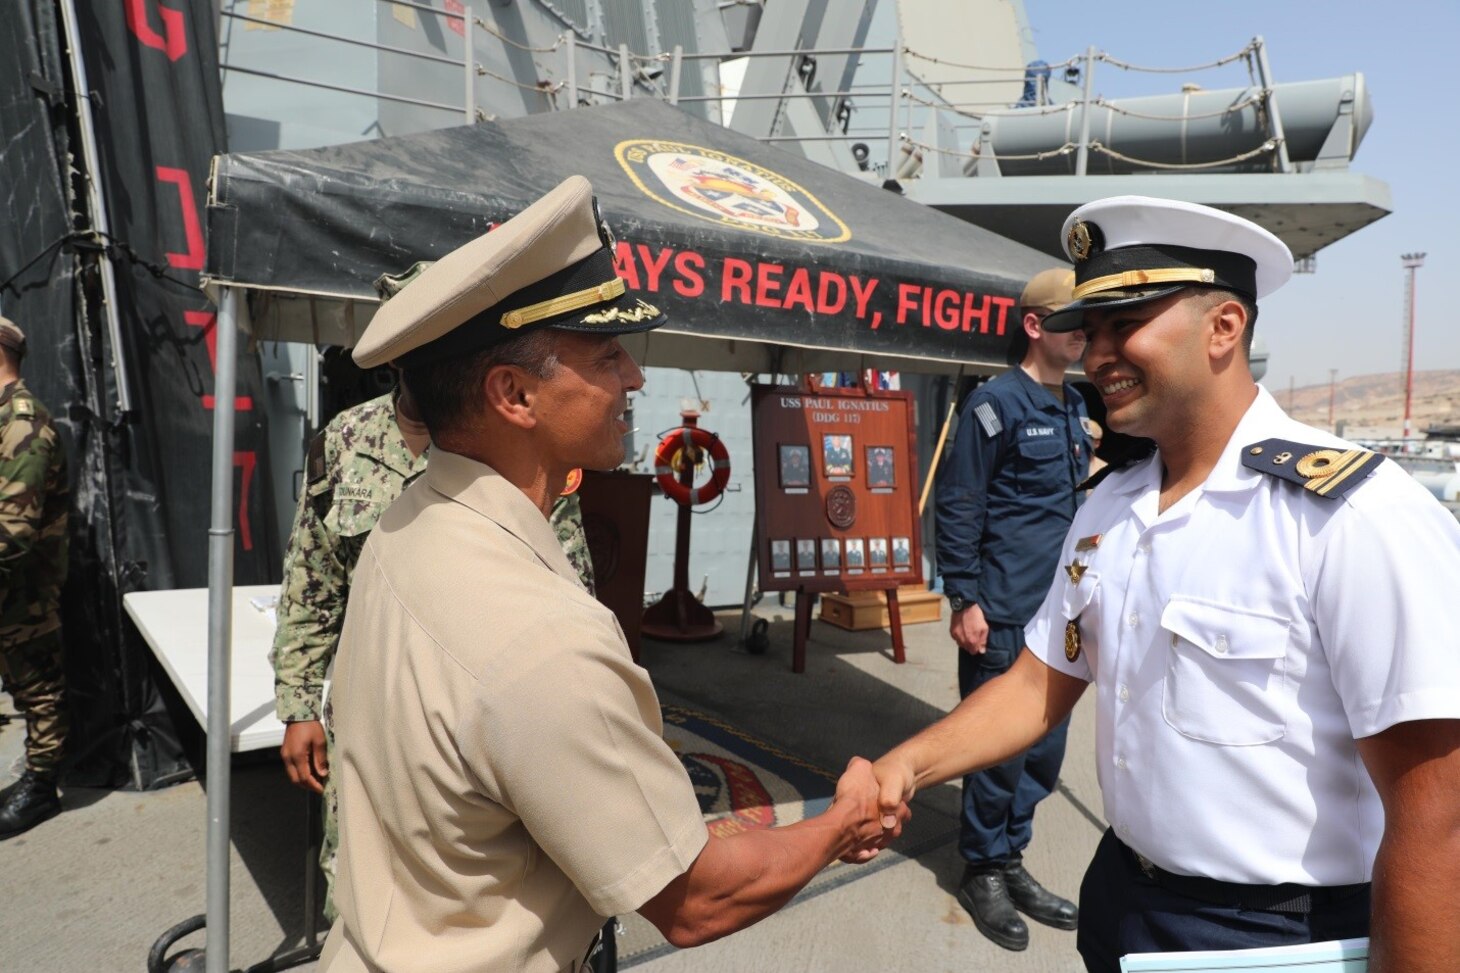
{"left": 581, "top": 299, "right": 662, "bottom": 326}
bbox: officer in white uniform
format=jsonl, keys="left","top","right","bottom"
{"left": 872, "top": 196, "right": 1460, "bottom": 972}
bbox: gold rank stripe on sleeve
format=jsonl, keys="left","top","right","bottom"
{"left": 1306, "top": 448, "right": 1384, "bottom": 497}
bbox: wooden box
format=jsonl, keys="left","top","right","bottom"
{"left": 818, "top": 586, "right": 943, "bottom": 631}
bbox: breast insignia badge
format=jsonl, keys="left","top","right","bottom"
{"left": 1065, "top": 561, "right": 1086, "bottom": 585}
{"left": 1074, "top": 534, "right": 1102, "bottom": 553}
{"left": 1064, "top": 619, "right": 1082, "bottom": 662}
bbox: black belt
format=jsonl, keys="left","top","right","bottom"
{"left": 1118, "top": 838, "right": 1369, "bottom": 915}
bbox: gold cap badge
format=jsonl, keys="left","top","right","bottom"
{"left": 1067, "top": 219, "right": 1101, "bottom": 263}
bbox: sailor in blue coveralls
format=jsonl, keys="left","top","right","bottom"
{"left": 879, "top": 196, "right": 1460, "bottom": 972}
{"left": 935, "top": 267, "right": 1091, "bottom": 950}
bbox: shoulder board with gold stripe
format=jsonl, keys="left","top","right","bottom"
{"left": 1240, "top": 438, "right": 1385, "bottom": 500}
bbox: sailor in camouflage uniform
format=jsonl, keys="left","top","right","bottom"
{"left": 0, "top": 317, "right": 71, "bottom": 840}
{"left": 271, "top": 385, "right": 595, "bottom": 919}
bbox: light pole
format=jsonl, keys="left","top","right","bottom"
{"left": 1401, "top": 252, "right": 1426, "bottom": 443}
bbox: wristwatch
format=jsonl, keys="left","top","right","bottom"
{"left": 948, "top": 594, "right": 970, "bottom": 613}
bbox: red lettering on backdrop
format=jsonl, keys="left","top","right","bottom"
{"left": 816, "top": 272, "right": 846, "bottom": 314}
{"left": 722, "top": 258, "right": 752, "bottom": 303}
{"left": 935, "top": 289, "right": 961, "bottom": 330}
{"left": 755, "top": 263, "right": 785, "bottom": 307}
{"left": 636, "top": 244, "right": 673, "bottom": 292}
{"left": 962, "top": 293, "right": 990, "bottom": 333}
{"left": 782, "top": 268, "right": 815, "bottom": 313}
{"left": 612, "top": 240, "right": 641, "bottom": 290}
{"left": 157, "top": 167, "right": 205, "bottom": 270}
{"left": 895, "top": 282, "right": 920, "bottom": 325}
{"left": 185, "top": 311, "right": 254, "bottom": 411}
{"left": 990, "top": 296, "right": 1015, "bottom": 335}
{"left": 125, "top": 0, "right": 188, "bottom": 62}
{"left": 672, "top": 251, "right": 705, "bottom": 297}
{"left": 848, "top": 276, "right": 878, "bottom": 319}
{"left": 233, "top": 451, "right": 257, "bottom": 551}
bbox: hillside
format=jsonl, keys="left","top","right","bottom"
{"left": 1274, "top": 369, "right": 1460, "bottom": 438}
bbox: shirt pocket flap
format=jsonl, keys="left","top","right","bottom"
{"left": 1061, "top": 571, "right": 1099, "bottom": 620}
{"left": 1017, "top": 436, "right": 1064, "bottom": 460}
{"left": 1160, "top": 598, "right": 1288, "bottom": 660}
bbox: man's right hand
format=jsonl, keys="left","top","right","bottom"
{"left": 871, "top": 751, "right": 920, "bottom": 830}
{"left": 280, "top": 719, "right": 329, "bottom": 794}
{"left": 833, "top": 757, "right": 908, "bottom": 863}
{"left": 950, "top": 601, "right": 990, "bottom": 655}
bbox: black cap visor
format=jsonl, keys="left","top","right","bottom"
{"left": 551, "top": 289, "right": 667, "bottom": 337}
{"left": 1040, "top": 284, "right": 1188, "bottom": 333}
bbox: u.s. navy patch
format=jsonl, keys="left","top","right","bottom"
{"left": 1242, "top": 438, "right": 1384, "bottom": 500}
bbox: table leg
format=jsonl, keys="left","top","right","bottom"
{"left": 792, "top": 589, "right": 809, "bottom": 674}
{"left": 887, "top": 587, "right": 906, "bottom": 664}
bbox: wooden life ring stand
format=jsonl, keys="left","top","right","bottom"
{"left": 654, "top": 425, "right": 732, "bottom": 506}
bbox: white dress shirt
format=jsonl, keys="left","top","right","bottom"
{"left": 1026, "top": 386, "right": 1460, "bottom": 886}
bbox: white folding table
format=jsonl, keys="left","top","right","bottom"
{"left": 124, "top": 584, "right": 325, "bottom": 971}
{"left": 123, "top": 585, "right": 291, "bottom": 753}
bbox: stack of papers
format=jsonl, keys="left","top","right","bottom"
{"left": 249, "top": 594, "right": 279, "bottom": 627}
{"left": 1121, "top": 938, "right": 1368, "bottom": 972}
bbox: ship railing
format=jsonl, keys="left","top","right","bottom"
{"left": 218, "top": 5, "right": 1297, "bottom": 182}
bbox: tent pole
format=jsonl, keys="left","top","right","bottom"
{"left": 205, "top": 286, "right": 240, "bottom": 973}
{"left": 918, "top": 366, "right": 964, "bottom": 517}
{"left": 58, "top": 0, "right": 133, "bottom": 413}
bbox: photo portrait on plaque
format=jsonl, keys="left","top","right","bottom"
{"left": 795, "top": 539, "right": 818, "bottom": 571}
{"left": 820, "top": 538, "right": 841, "bottom": 570}
{"left": 845, "top": 538, "right": 865, "bottom": 568}
{"left": 892, "top": 536, "right": 912, "bottom": 568}
{"left": 770, "top": 539, "right": 792, "bottom": 572}
{"left": 778, "top": 444, "right": 811, "bottom": 488}
{"left": 822, "top": 433, "right": 854, "bottom": 478}
{"left": 867, "top": 446, "right": 895, "bottom": 488}
{"left": 869, "top": 537, "right": 889, "bottom": 567}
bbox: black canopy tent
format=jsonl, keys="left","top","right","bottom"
{"left": 205, "top": 98, "right": 1057, "bottom": 374}
{"left": 195, "top": 99, "right": 1059, "bottom": 968}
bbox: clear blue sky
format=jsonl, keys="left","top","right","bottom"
{"left": 1023, "top": 0, "right": 1459, "bottom": 389}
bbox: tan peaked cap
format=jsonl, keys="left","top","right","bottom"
{"left": 1018, "top": 267, "right": 1075, "bottom": 312}
{"left": 0, "top": 316, "right": 25, "bottom": 357}
{"left": 354, "top": 176, "right": 607, "bottom": 368}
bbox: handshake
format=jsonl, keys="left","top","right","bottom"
{"left": 829, "top": 753, "right": 920, "bottom": 865}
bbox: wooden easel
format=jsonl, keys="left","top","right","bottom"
{"left": 790, "top": 582, "right": 905, "bottom": 674}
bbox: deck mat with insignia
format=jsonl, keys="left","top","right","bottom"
{"left": 617, "top": 700, "right": 960, "bottom": 966}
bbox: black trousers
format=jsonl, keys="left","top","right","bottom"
{"left": 1077, "top": 829, "right": 1371, "bottom": 973}
{"left": 957, "top": 624, "right": 1069, "bottom": 866}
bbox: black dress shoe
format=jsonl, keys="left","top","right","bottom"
{"left": 1003, "top": 861, "right": 1079, "bottom": 930}
{"left": 0, "top": 771, "right": 61, "bottom": 840}
{"left": 957, "top": 866, "right": 1029, "bottom": 951}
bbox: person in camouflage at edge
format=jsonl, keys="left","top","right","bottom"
{"left": 272, "top": 263, "right": 597, "bottom": 920}
{"left": 0, "top": 317, "right": 71, "bottom": 840}
{"left": 271, "top": 387, "right": 598, "bottom": 920}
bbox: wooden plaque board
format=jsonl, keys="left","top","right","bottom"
{"left": 750, "top": 383, "right": 923, "bottom": 593}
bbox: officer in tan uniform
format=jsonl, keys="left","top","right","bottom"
{"left": 319, "top": 177, "right": 902, "bottom": 973}
{"left": 0, "top": 317, "right": 70, "bottom": 839}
